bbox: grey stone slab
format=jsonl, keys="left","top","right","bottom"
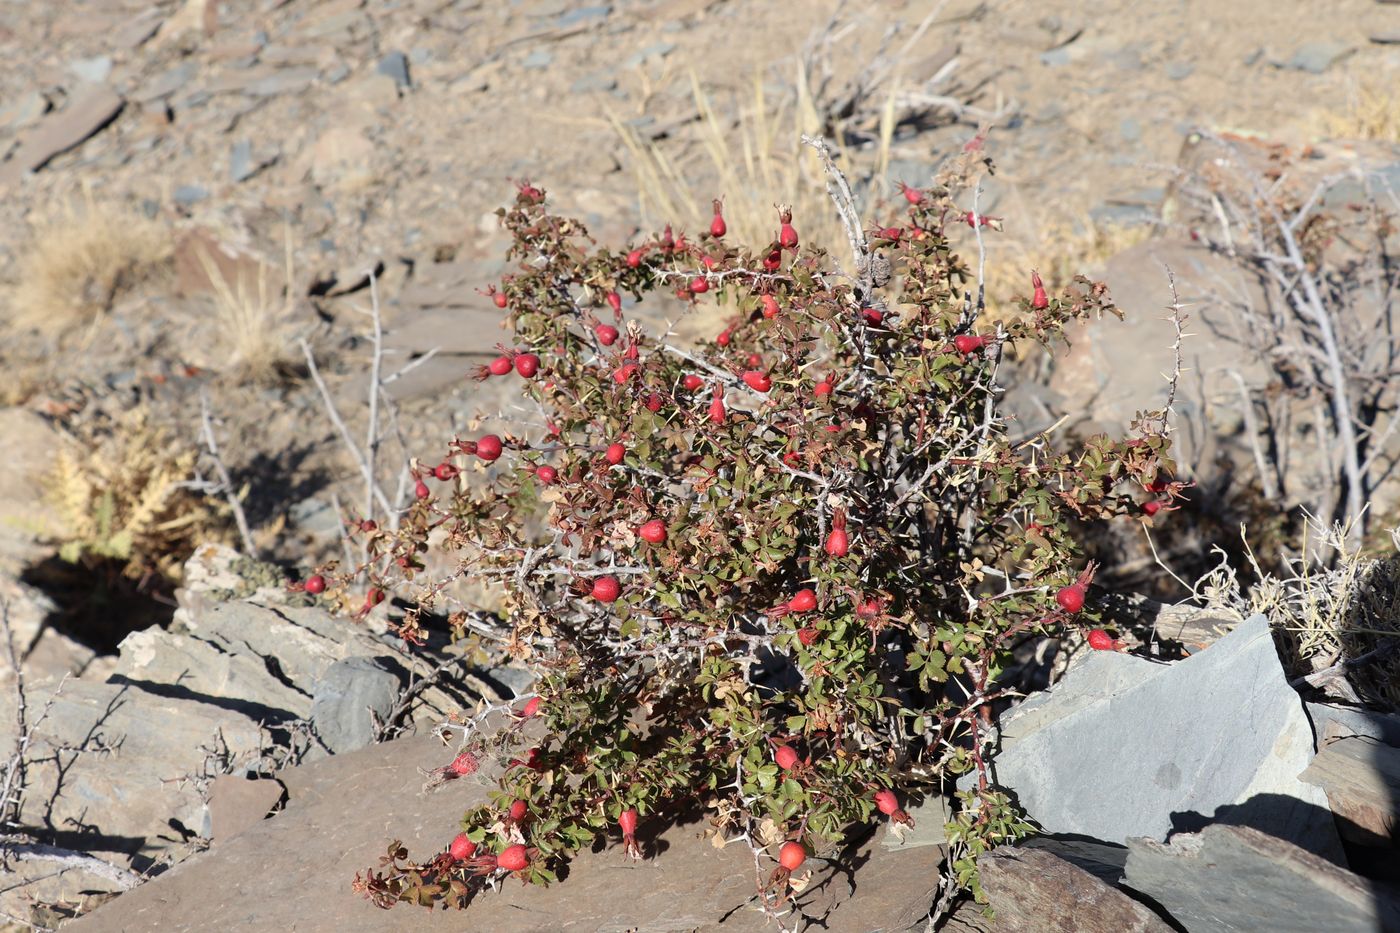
{"left": 68, "top": 734, "right": 947, "bottom": 932}
{"left": 965, "top": 616, "right": 1342, "bottom": 861}
{"left": 1282, "top": 41, "right": 1355, "bottom": 73}
{"left": 0, "top": 83, "right": 124, "bottom": 185}
{"left": 310, "top": 656, "right": 403, "bottom": 753}
{"left": 1308, "top": 702, "right": 1400, "bottom": 746}
{"left": 1124, "top": 824, "right": 1400, "bottom": 933}
{"left": 557, "top": 4, "right": 611, "bottom": 26}
{"left": 242, "top": 65, "right": 320, "bottom": 97}
{"left": 69, "top": 56, "right": 113, "bottom": 84}
{"left": 0, "top": 89, "right": 49, "bottom": 131}
{"left": 980, "top": 847, "right": 1174, "bottom": 932}
{"left": 133, "top": 60, "right": 198, "bottom": 103}
{"left": 376, "top": 50, "right": 411, "bottom": 89}
{"left": 0, "top": 678, "right": 265, "bottom": 865}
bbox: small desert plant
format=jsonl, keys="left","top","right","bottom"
{"left": 190, "top": 228, "right": 303, "bottom": 385}
{"left": 1196, "top": 519, "right": 1400, "bottom": 710}
{"left": 7, "top": 186, "right": 171, "bottom": 335}
{"left": 1312, "top": 77, "right": 1400, "bottom": 144}
{"left": 48, "top": 406, "right": 234, "bottom": 583}
{"left": 346, "top": 144, "right": 1180, "bottom": 922}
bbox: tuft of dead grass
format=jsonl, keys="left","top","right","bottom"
{"left": 1196, "top": 518, "right": 1400, "bottom": 711}
{"left": 8, "top": 187, "right": 171, "bottom": 335}
{"left": 1312, "top": 78, "right": 1400, "bottom": 144}
{"left": 189, "top": 226, "right": 303, "bottom": 385}
{"left": 611, "top": 68, "right": 891, "bottom": 257}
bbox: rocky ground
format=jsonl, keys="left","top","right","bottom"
{"left": 4, "top": 0, "right": 1400, "bottom": 930}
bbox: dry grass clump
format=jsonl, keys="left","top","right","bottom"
{"left": 188, "top": 227, "right": 303, "bottom": 385}
{"left": 48, "top": 405, "right": 234, "bottom": 583}
{"left": 611, "top": 68, "right": 888, "bottom": 257}
{"left": 1195, "top": 520, "right": 1400, "bottom": 711}
{"left": 8, "top": 188, "right": 172, "bottom": 335}
{"left": 1312, "top": 78, "right": 1400, "bottom": 144}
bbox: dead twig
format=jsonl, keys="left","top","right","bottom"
{"left": 298, "top": 338, "right": 395, "bottom": 520}
{"left": 198, "top": 392, "right": 257, "bottom": 558}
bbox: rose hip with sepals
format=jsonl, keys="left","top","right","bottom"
{"left": 304, "top": 574, "right": 326, "bottom": 595}
{"left": 742, "top": 370, "right": 772, "bottom": 393}
{"left": 690, "top": 276, "right": 709, "bottom": 294}
{"left": 489, "top": 355, "right": 513, "bottom": 376}
{"left": 534, "top": 465, "right": 557, "bottom": 484}
{"left": 591, "top": 575, "right": 621, "bottom": 602}
{"left": 1087, "top": 629, "right": 1117, "bottom": 651}
{"left": 514, "top": 353, "right": 540, "bottom": 377}
{"left": 760, "top": 294, "right": 779, "bottom": 318}
{"left": 774, "top": 745, "right": 799, "bottom": 770}
{"left": 619, "top": 807, "right": 642, "bottom": 858}
{"left": 708, "top": 385, "right": 726, "bottom": 424}
{"left": 1056, "top": 561, "right": 1098, "bottom": 614}
{"left": 467, "top": 843, "right": 530, "bottom": 875}
{"left": 778, "top": 207, "right": 798, "bottom": 249}
{"left": 683, "top": 373, "right": 704, "bottom": 391}
{"left": 1031, "top": 270, "right": 1049, "bottom": 310}
{"left": 449, "top": 833, "right": 477, "bottom": 860}
{"left": 824, "top": 511, "right": 849, "bottom": 557}
{"left": 595, "top": 323, "right": 619, "bottom": 345}
{"left": 954, "top": 334, "right": 986, "bottom": 355}
{"left": 710, "top": 199, "right": 726, "bottom": 238}
{"left": 605, "top": 442, "right": 626, "bottom": 465}
{"left": 874, "top": 788, "right": 915, "bottom": 827}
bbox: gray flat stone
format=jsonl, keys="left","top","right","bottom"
{"left": 376, "top": 50, "right": 411, "bottom": 89}
{"left": 0, "top": 83, "right": 124, "bottom": 185}
{"left": 1282, "top": 41, "right": 1355, "bottom": 73}
{"left": 134, "top": 61, "right": 198, "bottom": 103}
{"left": 965, "top": 616, "right": 1342, "bottom": 861}
{"left": 980, "top": 847, "right": 1174, "bottom": 932}
{"left": 228, "top": 138, "right": 253, "bottom": 181}
{"left": 1308, "top": 702, "right": 1400, "bottom": 746}
{"left": 242, "top": 65, "right": 319, "bottom": 97}
{"left": 174, "top": 184, "right": 208, "bottom": 205}
{"left": 522, "top": 48, "right": 553, "bottom": 69}
{"left": 69, "top": 56, "right": 113, "bottom": 84}
{"left": 207, "top": 775, "right": 286, "bottom": 844}
{"left": 68, "top": 735, "right": 947, "bottom": 932}
{"left": 622, "top": 41, "right": 675, "bottom": 68}
{"left": 557, "top": 3, "right": 611, "bottom": 27}
{"left": 1124, "top": 824, "right": 1400, "bottom": 933}
{"left": 0, "top": 90, "right": 49, "bottom": 131}
{"left": 310, "top": 656, "right": 403, "bottom": 753}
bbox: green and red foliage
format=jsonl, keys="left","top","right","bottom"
{"left": 352, "top": 153, "right": 1183, "bottom": 915}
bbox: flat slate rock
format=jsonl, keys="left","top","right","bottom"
{"left": 963, "top": 616, "right": 1342, "bottom": 861}
{"left": 977, "top": 847, "right": 1173, "bottom": 932}
{"left": 0, "top": 83, "right": 123, "bottom": 185}
{"left": 1124, "top": 824, "right": 1400, "bottom": 933}
{"left": 70, "top": 734, "right": 945, "bottom": 932}
{"left": 1299, "top": 735, "right": 1400, "bottom": 846}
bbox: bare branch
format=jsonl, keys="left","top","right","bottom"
{"left": 198, "top": 392, "right": 257, "bottom": 559}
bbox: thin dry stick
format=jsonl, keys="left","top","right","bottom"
{"left": 364, "top": 269, "right": 384, "bottom": 527}
{"left": 198, "top": 392, "right": 257, "bottom": 558}
{"left": 1229, "top": 370, "right": 1279, "bottom": 501}
{"left": 298, "top": 338, "right": 395, "bottom": 519}
{"left": 1, "top": 602, "right": 27, "bottom": 831}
